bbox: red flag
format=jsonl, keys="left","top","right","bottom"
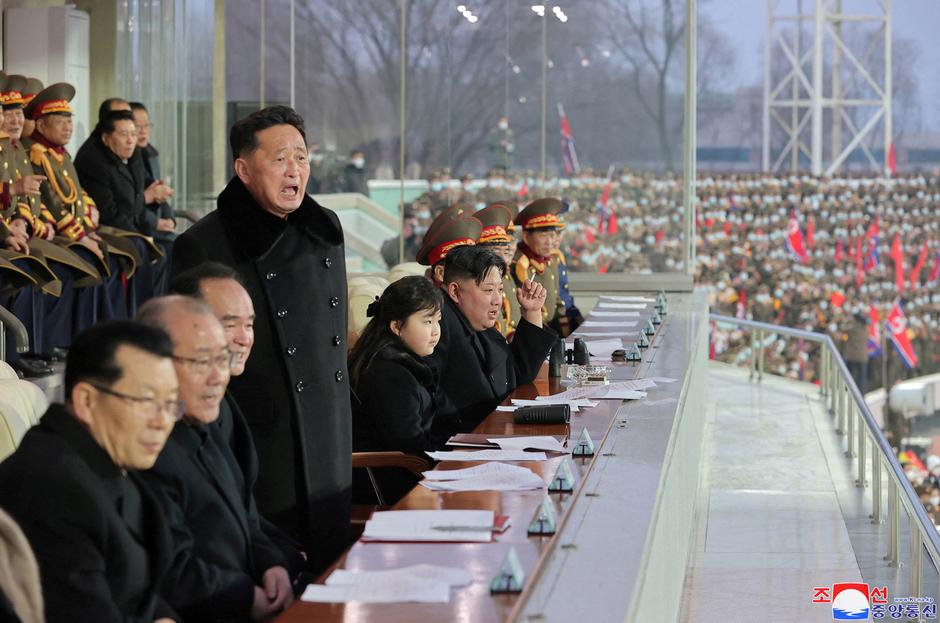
{"left": 886, "top": 300, "right": 917, "bottom": 369}
{"left": 583, "top": 226, "right": 595, "bottom": 244}
{"left": 558, "top": 103, "right": 580, "bottom": 175}
{"left": 855, "top": 237, "right": 864, "bottom": 289}
{"left": 785, "top": 209, "right": 809, "bottom": 263}
{"left": 806, "top": 217, "right": 815, "bottom": 248}
{"left": 736, "top": 289, "right": 747, "bottom": 319}
{"left": 930, "top": 249, "right": 940, "bottom": 284}
{"left": 831, "top": 291, "right": 845, "bottom": 308}
{"left": 600, "top": 180, "right": 613, "bottom": 208}
{"left": 891, "top": 233, "right": 905, "bottom": 293}
{"left": 835, "top": 240, "right": 844, "bottom": 263}
{"left": 517, "top": 180, "right": 528, "bottom": 197}
{"left": 909, "top": 241, "right": 929, "bottom": 288}
{"left": 887, "top": 142, "right": 897, "bottom": 177}
{"left": 867, "top": 305, "right": 882, "bottom": 357}
{"left": 607, "top": 211, "right": 618, "bottom": 236}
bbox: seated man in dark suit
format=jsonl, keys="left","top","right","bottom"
{"left": 427, "top": 245, "right": 556, "bottom": 435}
{"left": 136, "top": 295, "right": 298, "bottom": 622}
{"left": 0, "top": 321, "right": 180, "bottom": 623}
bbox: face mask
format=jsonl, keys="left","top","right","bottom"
{"left": 310, "top": 152, "right": 323, "bottom": 164}
{"left": 489, "top": 178, "right": 504, "bottom": 188}
{"left": 498, "top": 121, "right": 508, "bottom": 130}
{"left": 351, "top": 157, "right": 365, "bottom": 169}
{"left": 417, "top": 210, "right": 430, "bottom": 220}
{"left": 430, "top": 182, "right": 443, "bottom": 192}
{"left": 932, "top": 496, "right": 940, "bottom": 506}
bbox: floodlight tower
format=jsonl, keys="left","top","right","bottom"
{"left": 762, "top": 0, "right": 892, "bottom": 176}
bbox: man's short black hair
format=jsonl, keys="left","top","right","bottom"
{"left": 100, "top": 110, "right": 136, "bottom": 135}
{"left": 98, "top": 97, "right": 129, "bottom": 123}
{"left": 65, "top": 321, "right": 174, "bottom": 400}
{"left": 168, "top": 261, "right": 243, "bottom": 298}
{"left": 129, "top": 101, "right": 147, "bottom": 113}
{"left": 442, "top": 246, "right": 506, "bottom": 285}
{"left": 229, "top": 105, "right": 306, "bottom": 162}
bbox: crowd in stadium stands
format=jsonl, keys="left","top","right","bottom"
{"left": 400, "top": 169, "right": 940, "bottom": 395}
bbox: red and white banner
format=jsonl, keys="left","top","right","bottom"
{"left": 785, "top": 209, "right": 809, "bottom": 263}
{"left": 909, "top": 242, "right": 929, "bottom": 288}
{"left": 886, "top": 300, "right": 917, "bottom": 369}
{"left": 867, "top": 305, "right": 881, "bottom": 358}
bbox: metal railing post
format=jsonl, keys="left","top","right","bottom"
{"left": 856, "top": 422, "right": 866, "bottom": 486}
{"left": 888, "top": 479, "right": 901, "bottom": 566}
{"left": 871, "top": 451, "right": 882, "bottom": 523}
{"left": 910, "top": 522, "right": 923, "bottom": 598}
{"left": 749, "top": 330, "right": 757, "bottom": 381}
{"left": 845, "top": 388, "right": 855, "bottom": 456}
{"left": 834, "top": 380, "right": 844, "bottom": 434}
{"left": 757, "top": 330, "right": 765, "bottom": 381}
{"left": 819, "top": 347, "right": 827, "bottom": 396}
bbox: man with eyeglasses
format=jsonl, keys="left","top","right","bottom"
{"left": 137, "top": 295, "right": 302, "bottom": 622}
{"left": 0, "top": 320, "right": 180, "bottom": 623}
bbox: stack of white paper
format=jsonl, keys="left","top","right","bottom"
{"left": 490, "top": 436, "right": 566, "bottom": 452}
{"left": 597, "top": 302, "right": 646, "bottom": 310}
{"left": 581, "top": 320, "right": 639, "bottom": 328}
{"left": 361, "top": 509, "right": 495, "bottom": 542}
{"left": 420, "top": 461, "right": 546, "bottom": 492}
{"left": 590, "top": 310, "right": 640, "bottom": 318}
{"left": 600, "top": 295, "right": 656, "bottom": 303}
{"left": 302, "top": 564, "right": 472, "bottom": 604}
{"left": 543, "top": 380, "right": 655, "bottom": 401}
{"left": 426, "top": 449, "right": 548, "bottom": 462}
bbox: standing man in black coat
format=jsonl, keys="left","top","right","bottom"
{"left": 428, "top": 245, "right": 557, "bottom": 435}
{"left": 169, "top": 105, "right": 351, "bottom": 574}
{"left": 0, "top": 321, "right": 180, "bottom": 622}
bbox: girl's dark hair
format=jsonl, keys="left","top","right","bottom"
{"left": 348, "top": 276, "right": 443, "bottom": 388}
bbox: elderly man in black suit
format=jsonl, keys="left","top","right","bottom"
{"left": 427, "top": 245, "right": 556, "bottom": 436}
{"left": 0, "top": 321, "right": 180, "bottom": 623}
{"left": 137, "top": 295, "right": 303, "bottom": 622}
{"left": 169, "top": 106, "right": 351, "bottom": 573}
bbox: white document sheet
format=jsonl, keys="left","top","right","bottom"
{"left": 495, "top": 405, "right": 519, "bottom": 412}
{"left": 600, "top": 295, "right": 656, "bottom": 303}
{"left": 590, "top": 311, "right": 641, "bottom": 318}
{"left": 426, "top": 449, "right": 548, "bottom": 462}
{"left": 649, "top": 376, "right": 678, "bottom": 384}
{"left": 581, "top": 320, "right": 640, "bottom": 328}
{"left": 546, "top": 380, "right": 656, "bottom": 401}
{"left": 596, "top": 302, "right": 646, "bottom": 310}
{"left": 301, "top": 576, "right": 450, "bottom": 603}
{"left": 572, "top": 331, "right": 637, "bottom": 338}
{"left": 326, "top": 564, "right": 473, "bottom": 588}
{"left": 422, "top": 462, "right": 536, "bottom": 481}
{"left": 591, "top": 387, "right": 647, "bottom": 400}
{"left": 420, "top": 470, "right": 546, "bottom": 492}
{"left": 489, "top": 436, "right": 566, "bottom": 452}
{"left": 362, "top": 509, "right": 495, "bottom": 542}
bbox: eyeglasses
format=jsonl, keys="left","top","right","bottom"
{"left": 172, "top": 351, "right": 235, "bottom": 375}
{"left": 89, "top": 384, "right": 183, "bottom": 421}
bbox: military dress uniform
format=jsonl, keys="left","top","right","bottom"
{"left": 22, "top": 82, "right": 139, "bottom": 330}
{"left": 474, "top": 202, "right": 520, "bottom": 336}
{"left": 511, "top": 197, "right": 583, "bottom": 335}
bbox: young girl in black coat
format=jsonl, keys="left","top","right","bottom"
{"left": 348, "top": 276, "right": 449, "bottom": 502}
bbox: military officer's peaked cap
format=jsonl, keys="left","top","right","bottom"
{"left": 0, "top": 74, "right": 27, "bottom": 109}
{"left": 416, "top": 214, "right": 482, "bottom": 266}
{"left": 418, "top": 203, "right": 471, "bottom": 253}
{"left": 24, "top": 82, "right": 75, "bottom": 120}
{"left": 515, "top": 197, "right": 566, "bottom": 231}
{"left": 475, "top": 203, "right": 515, "bottom": 245}
{"left": 21, "top": 78, "right": 43, "bottom": 108}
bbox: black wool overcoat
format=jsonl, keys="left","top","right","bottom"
{"left": 170, "top": 177, "right": 351, "bottom": 572}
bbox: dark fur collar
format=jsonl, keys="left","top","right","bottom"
{"left": 377, "top": 343, "right": 437, "bottom": 388}
{"left": 216, "top": 176, "right": 343, "bottom": 259}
